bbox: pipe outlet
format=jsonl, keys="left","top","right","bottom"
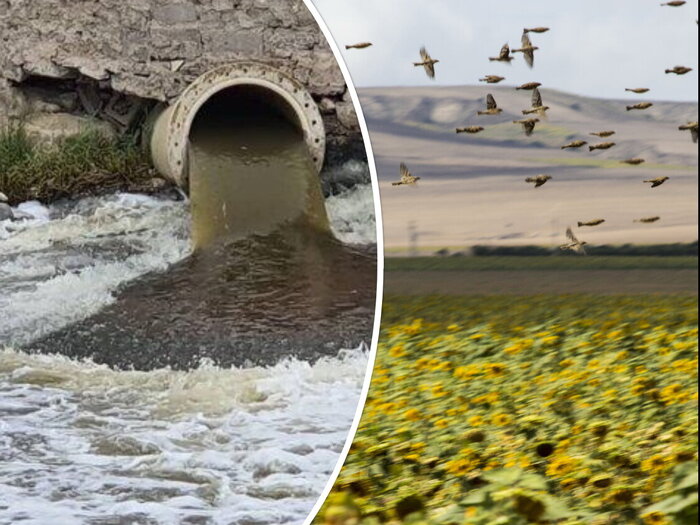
{"left": 149, "top": 62, "right": 326, "bottom": 188}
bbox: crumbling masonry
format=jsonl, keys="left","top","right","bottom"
{"left": 0, "top": 0, "right": 364, "bottom": 176}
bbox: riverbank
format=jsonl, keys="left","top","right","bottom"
{"left": 0, "top": 126, "right": 162, "bottom": 206}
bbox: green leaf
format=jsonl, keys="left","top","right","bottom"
{"left": 484, "top": 516, "right": 511, "bottom": 525}
{"left": 461, "top": 490, "right": 487, "bottom": 505}
{"left": 517, "top": 473, "right": 548, "bottom": 491}
{"left": 369, "top": 464, "right": 385, "bottom": 477}
{"left": 482, "top": 468, "right": 523, "bottom": 486}
{"left": 431, "top": 504, "right": 466, "bottom": 525}
{"left": 540, "top": 494, "right": 574, "bottom": 521}
{"left": 644, "top": 493, "right": 698, "bottom": 515}
{"left": 676, "top": 470, "right": 699, "bottom": 491}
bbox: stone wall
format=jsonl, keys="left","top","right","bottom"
{"left": 0, "top": 0, "right": 362, "bottom": 169}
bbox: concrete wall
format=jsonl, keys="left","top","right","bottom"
{"left": 0, "top": 0, "right": 362, "bottom": 167}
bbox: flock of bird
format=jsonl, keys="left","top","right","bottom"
{"left": 345, "top": 2, "right": 697, "bottom": 255}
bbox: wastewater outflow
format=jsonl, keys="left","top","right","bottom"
{"left": 23, "top": 87, "right": 377, "bottom": 370}
{"left": 190, "top": 87, "right": 330, "bottom": 247}
{"left": 0, "top": 87, "right": 376, "bottom": 522}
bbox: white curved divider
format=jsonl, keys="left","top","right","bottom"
{"left": 300, "top": 0, "right": 385, "bottom": 524}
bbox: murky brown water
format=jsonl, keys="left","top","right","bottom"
{"left": 25, "top": 87, "right": 376, "bottom": 370}
{"left": 190, "top": 88, "right": 330, "bottom": 247}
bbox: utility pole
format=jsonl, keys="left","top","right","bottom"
{"left": 408, "top": 221, "right": 419, "bottom": 257}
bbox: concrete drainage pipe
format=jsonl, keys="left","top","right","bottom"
{"left": 149, "top": 62, "right": 326, "bottom": 188}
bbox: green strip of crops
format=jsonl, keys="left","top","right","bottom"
{"left": 317, "top": 295, "right": 698, "bottom": 525}
{"left": 386, "top": 256, "right": 699, "bottom": 272}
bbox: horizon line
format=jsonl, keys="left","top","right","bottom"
{"left": 356, "top": 83, "right": 700, "bottom": 105}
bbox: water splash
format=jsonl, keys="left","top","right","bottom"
{"left": 0, "top": 345, "right": 368, "bottom": 524}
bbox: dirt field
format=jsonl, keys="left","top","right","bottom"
{"left": 384, "top": 269, "right": 698, "bottom": 295}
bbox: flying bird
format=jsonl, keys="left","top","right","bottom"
{"left": 522, "top": 87, "right": 549, "bottom": 116}
{"left": 560, "top": 227, "right": 587, "bottom": 255}
{"left": 525, "top": 174, "right": 551, "bottom": 187}
{"left": 561, "top": 140, "right": 588, "bottom": 149}
{"left": 627, "top": 102, "right": 653, "bottom": 111}
{"left": 392, "top": 163, "right": 421, "bottom": 186}
{"left": 512, "top": 32, "right": 538, "bottom": 68}
{"left": 489, "top": 43, "right": 514, "bottom": 63}
{"left": 513, "top": 118, "right": 540, "bottom": 136}
{"left": 634, "top": 216, "right": 660, "bottom": 223}
{"left": 665, "top": 66, "right": 692, "bottom": 75}
{"left": 578, "top": 219, "right": 605, "bottom": 227}
{"left": 414, "top": 47, "right": 439, "bottom": 79}
{"left": 589, "top": 142, "right": 616, "bottom": 151}
{"left": 661, "top": 1, "right": 686, "bottom": 6}
{"left": 524, "top": 27, "right": 550, "bottom": 33}
{"left": 516, "top": 82, "right": 541, "bottom": 90}
{"left": 456, "top": 126, "right": 485, "bottom": 134}
{"left": 590, "top": 130, "right": 616, "bottom": 137}
{"left": 345, "top": 42, "right": 373, "bottom": 50}
{"left": 479, "top": 75, "right": 505, "bottom": 84}
{"left": 621, "top": 158, "right": 646, "bottom": 165}
{"left": 625, "top": 88, "right": 650, "bottom": 94}
{"left": 644, "top": 176, "right": 669, "bottom": 188}
{"left": 679, "top": 121, "right": 698, "bottom": 143}
{"left": 477, "top": 94, "right": 503, "bottom": 115}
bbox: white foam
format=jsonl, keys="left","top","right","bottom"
{"left": 326, "top": 184, "right": 377, "bottom": 244}
{"left": 0, "top": 187, "right": 376, "bottom": 524}
{"left": 0, "top": 194, "right": 190, "bottom": 344}
{"left": 0, "top": 346, "right": 368, "bottom": 524}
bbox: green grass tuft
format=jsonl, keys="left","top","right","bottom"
{"left": 0, "top": 123, "right": 154, "bottom": 204}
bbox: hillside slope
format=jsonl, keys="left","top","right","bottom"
{"left": 359, "top": 86, "right": 698, "bottom": 249}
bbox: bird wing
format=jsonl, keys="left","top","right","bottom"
{"left": 523, "top": 120, "right": 536, "bottom": 136}
{"left": 523, "top": 49, "right": 534, "bottom": 68}
{"left": 577, "top": 244, "right": 588, "bottom": 255}
{"left": 499, "top": 43, "right": 510, "bottom": 59}
{"left": 531, "top": 88, "right": 542, "bottom": 108}
{"left": 424, "top": 62, "right": 435, "bottom": 79}
{"left": 420, "top": 46, "right": 430, "bottom": 62}
{"left": 486, "top": 94, "right": 497, "bottom": 110}
{"left": 521, "top": 32, "right": 532, "bottom": 48}
{"left": 400, "top": 162, "right": 412, "bottom": 181}
{"left": 692, "top": 128, "right": 698, "bottom": 143}
{"left": 566, "top": 227, "right": 578, "bottom": 243}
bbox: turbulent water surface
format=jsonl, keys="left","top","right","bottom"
{"left": 18, "top": 90, "right": 376, "bottom": 370}
{"left": 0, "top": 112, "right": 376, "bottom": 522}
{"left": 0, "top": 346, "right": 368, "bottom": 525}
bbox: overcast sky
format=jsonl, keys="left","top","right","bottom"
{"left": 311, "top": 0, "right": 699, "bottom": 102}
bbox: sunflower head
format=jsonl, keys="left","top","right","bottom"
{"left": 588, "top": 421, "right": 610, "bottom": 438}
{"left": 606, "top": 486, "right": 636, "bottom": 505}
{"left": 464, "top": 429, "right": 486, "bottom": 443}
{"left": 641, "top": 511, "right": 670, "bottom": 525}
{"left": 513, "top": 492, "right": 546, "bottom": 521}
{"left": 590, "top": 474, "right": 613, "bottom": 489}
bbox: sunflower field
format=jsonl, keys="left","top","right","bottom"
{"left": 317, "top": 295, "right": 698, "bottom": 525}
